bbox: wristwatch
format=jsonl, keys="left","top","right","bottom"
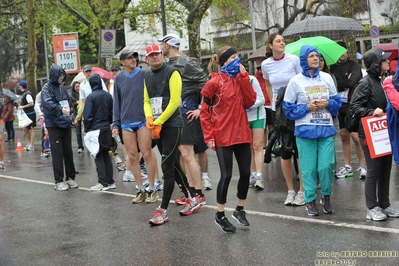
{"left": 198, "top": 104, "right": 202, "bottom": 110}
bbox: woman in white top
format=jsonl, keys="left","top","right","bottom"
{"left": 246, "top": 76, "right": 266, "bottom": 189}
{"left": 260, "top": 33, "right": 305, "bottom": 206}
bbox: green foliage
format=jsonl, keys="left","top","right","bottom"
{"left": 211, "top": 0, "right": 250, "bottom": 30}
{"left": 133, "top": 0, "right": 187, "bottom": 37}
{"left": 0, "top": 1, "right": 27, "bottom": 81}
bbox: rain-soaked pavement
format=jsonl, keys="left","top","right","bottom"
{"left": 1, "top": 127, "right": 399, "bottom": 266}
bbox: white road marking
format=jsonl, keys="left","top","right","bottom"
{"left": 2, "top": 174, "right": 399, "bottom": 234}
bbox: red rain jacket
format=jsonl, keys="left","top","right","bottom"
{"left": 200, "top": 72, "right": 256, "bottom": 147}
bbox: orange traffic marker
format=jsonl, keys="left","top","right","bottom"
{"left": 15, "top": 138, "right": 24, "bottom": 151}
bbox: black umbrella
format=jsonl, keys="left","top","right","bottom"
{"left": 282, "top": 16, "right": 364, "bottom": 40}
{"left": 2, "top": 88, "right": 20, "bottom": 101}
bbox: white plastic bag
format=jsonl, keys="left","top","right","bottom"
{"left": 17, "top": 109, "right": 33, "bottom": 128}
{"left": 84, "top": 129, "right": 100, "bottom": 158}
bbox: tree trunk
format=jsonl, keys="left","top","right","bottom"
{"left": 27, "top": 0, "right": 37, "bottom": 96}
{"left": 178, "top": 0, "right": 212, "bottom": 60}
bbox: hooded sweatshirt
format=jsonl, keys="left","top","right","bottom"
{"left": 349, "top": 48, "right": 388, "bottom": 138}
{"left": 83, "top": 74, "right": 113, "bottom": 132}
{"left": 283, "top": 45, "right": 342, "bottom": 139}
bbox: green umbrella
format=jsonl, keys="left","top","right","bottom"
{"left": 285, "top": 36, "right": 347, "bottom": 65}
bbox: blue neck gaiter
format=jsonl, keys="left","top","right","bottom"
{"left": 221, "top": 57, "right": 241, "bottom": 77}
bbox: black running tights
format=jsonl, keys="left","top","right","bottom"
{"left": 215, "top": 143, "right": 251, "bottom": 204}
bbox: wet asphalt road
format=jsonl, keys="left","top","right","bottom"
{"left": 1, "top": 128, "right": 399, "bottom": 266}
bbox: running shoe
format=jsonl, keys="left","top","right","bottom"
{"left": 122, "top": 170, "right": 135, "bottom": 182}
{"left": 284, "top": 191, "right": 296, "bottom": 206}
{"left": 149, "top": 208, "right": 169, "bottom": 226}
{"left": 321, "top": 196, "right": 334, "bottom": 214}
{"left": 202, "top": 176, "right": 213, "bottom": 190}
{"left": 175, "top": 195, "right": 188, "bottom": 205}
{"left": 90, "top": 183, "right": 109, "bottom": 191}
{"left": 0, "top": 162, "right": 5, "bottom": 171}
{"left": 66, "top": 179, "right": 79, "bottom": 189}
{"left": 155, "top": 180, "right": 163, "bottom": 191}
{"left": 232, "top": 209, "right": 250, "bottom": 226}
{"left": 335, "top": 165, "right": 353, "bottom": 178}
{"left": 249, "top": 174, "right": 256, "bottom": 188}
{"left": 306, "top": 200, "right": 319, "bottom": 216}
{"left": 215, "top": 214, "right": 236, "bottom": 234}
{"left": 195, "top": 194, "right": 207, "bottom": 206}
{"left": 367, "top": 206, "right": 387, "bottom": 221}
{"left": 179, "top": 198, "right": 201, "bottom": 216}
{"left": 132, "top": 191, "right": 147, "bottom": 204}
{"left": 357, "top": 166, "right": 367, "bottom": 180}
{"left": 293, "top": 192, "right": 305, "bottom": 206}
{"left": 54, "top": 182, "right": 68, "bottom": 191}
{"left": 145, "top": 191, "right": 159, "bottom": 204}
{"left": 381, "top": 206, "right": 399, "bottom": 218}
{"left": 254, "top": 175, "right": 264, "bottom": 190}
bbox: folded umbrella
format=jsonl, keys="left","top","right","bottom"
{"left": 285, "top": 36, "right": 347, "bottom": 65}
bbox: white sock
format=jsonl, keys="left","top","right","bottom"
{"left": 202, "top": 172, "right": 209, "bottom": 179}
{"left": 297, "top": 191, "right": 304, "bottom": 196}
{"left": 345, "top": 165, "right": 352, "bottom": 170}
{"left": 251, "top": 171, "right": 256, "bottom": 177}
{"left": 288, "top": 190, "right": 295, "bottom": 194}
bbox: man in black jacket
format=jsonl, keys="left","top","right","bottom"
{"left": 330, "top": 42, "right": 366, "bottom": 179}
{"left": 41, "top": 64, "right": 78, "bottom": 191}
{"left": 83, "top": 74, "right": 115, "bottom": 191}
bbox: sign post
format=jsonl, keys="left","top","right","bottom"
{"left": 370, "top": 25, "right": 380, "bottom": 46}
{"left": 52, "top": 33, "right": 80, "bottom": 74}
{"left": 101, "top": 30, "right": 116, "bottom": 58}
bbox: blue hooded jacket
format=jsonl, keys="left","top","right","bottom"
{"left": 283, "top": 45, "right": 341, "bottom": 139}
{"left": 41, "top": 64, "right": 71, "bottom": 128}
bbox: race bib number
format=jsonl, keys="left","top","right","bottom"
{"left": 310, "top": 110, "right": 331, "bottom": 124}
{"left": 338, "top": 89, "right": 349, "bottom": 103}
{"left": 150, "top": 97, "right": 163, "bottom": 119}
{"left": 59, "top": 100, "right": 70, "bottom": 116}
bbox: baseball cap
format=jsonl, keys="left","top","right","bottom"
{"left": 145, "top": 45, "right": 162, "bottom": 56}
{"left": 110, "top": 65, "right": 121, "bottom": 71}
{"left": 119, "top": 50, "right": 138, "bottom": 60}
{"left": 382, "top": 51, "right": 392, "bottom": 60}
{"left": 158, "top": 34, "right": 180, "bottom": 48}
{"left": 83, "top": 65, "right": 92, "bottom": 72}
{"left": 18, "top": 80, "right": 27, "bottom": 87}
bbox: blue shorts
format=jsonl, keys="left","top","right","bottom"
{"left": 121, "top": 121, "right": 146, "bottom": 133}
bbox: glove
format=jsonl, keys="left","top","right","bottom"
{"left": 151, "top": 125, "right": 162, "bottom": 139}
{"left": 146, "top": 116, "right": 154, "bottom": 129}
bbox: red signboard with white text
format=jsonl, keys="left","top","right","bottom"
{"left": 52, "top": 33, "right": 80, "bottom": 74}
{"left": 361, "top": 115, "right": 391, "bottom": 158}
